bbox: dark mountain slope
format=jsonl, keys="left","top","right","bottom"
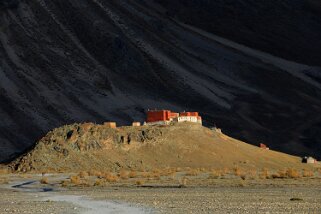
{"left": 0, "top": 0, "right": 321, "bottom": 162}
{"left": 156, "top": 0, "right": 321, "bottom": 66}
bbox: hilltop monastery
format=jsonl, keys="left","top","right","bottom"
{"left": 145, "top": 110, "right": 202, "bottom": 125}
{"left": 104, "top": 110, "right": 202, "bottom": 128}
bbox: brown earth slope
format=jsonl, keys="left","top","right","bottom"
{"left": 9, "top": 123, "right": 306, "bottom": 173}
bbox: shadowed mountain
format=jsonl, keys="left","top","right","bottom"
{"left": 0, "top": 0, "right": 320, "bottom": 162}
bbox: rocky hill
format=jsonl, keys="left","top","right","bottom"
{"left": 0, "top": 0, "right": 321, "bottom": 162}
{"left": 10, "top": 123, "right": 304, "bottom": 172}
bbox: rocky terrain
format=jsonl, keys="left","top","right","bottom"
{"left": 1, "top": 169, "right": 321, "bottom": 214}
{"left": 2, "top": 184, "right": 321, "bottom": 214}
{"left": 0, "top": 0, "right": 321, "bottom": 162}
{"left": 9, "top": 123, "right": 307, "bottom": 173}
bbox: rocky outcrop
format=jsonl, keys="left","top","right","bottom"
{"left": 8, "top": 123, "right": 303, "bottom": 173}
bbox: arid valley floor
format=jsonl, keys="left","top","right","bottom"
{"left": 1, "top": 168, "right": 321, "bottom": 214}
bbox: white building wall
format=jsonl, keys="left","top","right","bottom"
{"left": 145, "top": 116, "right": 202, "bottom": 126}
{"left": 177, "top": 116, "right": 201, "bottom": 124}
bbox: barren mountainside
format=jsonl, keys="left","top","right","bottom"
{"left": 0, "top": 0, "right": 321, "bottom": 162}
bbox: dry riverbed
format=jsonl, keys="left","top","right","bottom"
{"left": 1, "top": 171, "right": 321, "bottom": 214}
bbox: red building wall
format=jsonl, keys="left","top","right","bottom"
{"left": 147, "top": 110, "right": 171, "bottom": 122}
{"left": 180, "top": 112, "right": 199, "bottom": 117}
{"left": 170, "top": 112, "right": 179, "bottom": 118}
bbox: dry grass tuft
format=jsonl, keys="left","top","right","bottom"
{"left": 88, "top": 170, "right": 102, "bottom": 177}
{"left": 259, "top": 168, "right": 270, "bottom": 179}
{"left": 179, "top": 177, "right": 188, "bottom": 187}
{"left": 152, "top": 168, "right": 161, "bottom": 174}
{"left": 119, "top": 170, "right": 129, "bottom": 180}
{"left": 70, "top": 175, "right": 81, "bottom": 185}
{"left": 199, "top": 168, "right": 206, "bottom": 172}
{"left": 222, "top": 167, "right": 231, "bottom": 175}
{"left": 209, "top": 170, "right": 222, "bottom": 179}
{"left": 271, "top": 168, "right": 308, "bottom": 179}
{"left": 159, "top": 168, "right": 176, "bottom": 177}
{"left": 104, "top": 173, "right": 119, "bottom": 182}
{"left": 271, "top": 169, "right": 287, "bottom": 179}
{"left": 40, "top": 177, "right": 49, "bottom": 184}
{"left": 79, "top": 171, "right": 89, "bottom": 178}
{"left": 94, "top": 179, "right": 105, "bottom": 186}
{"left": 233, "top": 167, "right": 242, "bottom": 176}
{"left": 61, "top": 180, "right": 69, "bottom": 187}
{"left": 136, "top": 180, "right": 144, "bottom": 186}
{"left": 140, "top": 171, "right": 151, "bottom": 178}
{"left": 238, "top": 180, "right": 247, "bottom": 187}
{"left": 286, "top": 168, "right": 301, "bottom": 178}
{"left": 186, "top": 169, "right": 200, "bottom": 176}
{"left": 128, "top": 171, "right": 137, "bottom": 178}
{"left": 151, "top": 172, "right": 161, "bottom": 180}
{"left": 175, "top": 167, "right": 182, "bottom": 172}
{"left": 247, "top": 169, "right": 257, "bottom": 180}
{"left": 302, "top": 169, "right": 314, "bottom": 177}
{"left": 233, "top": 167, "right": 246, "bottom": 180}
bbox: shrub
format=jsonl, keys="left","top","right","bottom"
{"left": 223, "top": 168, "right": 231, "bottom": 175}
{"left": 209, "top": 170, "right": 221, "bottom": 179}
{"left": 233, "top": 167, "right": 242, "bottom": 177}
{"left": 136, "top": 180, "right": 144, "bottom": 186}
{"left": 159, "top": 168, "right": 176, "bottom": 176}
{"left": 199, "top": 168, "right": 206, "bottom": 172}
{"left": 238, "top": 180, "right": 247, "bottom": 187}
{"left": 271, "top": 169, "right": 287, "bottom": 179}
{"left": 179, "top": 177, "right": 188, "bottom": 187}
{"left": 61, "top": 180, "right": 69, "bottom": 187}
{"left": 70, "top": 175, "right": 81, "bottom": 185}
{"left": 277, "top": 169, "right": 287, "bottom": 178}
{"left": 79, "top": 171, "right": 89, "bottom": 178}
{"left": 88, "top": 170, "right": 102, "bottom": 177}
{"left": 119, "top": 170, "right": 129, "bottom": 179}
{"left": 40, "top": 177, "right": 49, "bottom": 184}
{"left": 259, "top": 168, "right": 270, "bottom": 179}
{"left": 247, "top": 169, "right": 257, "bottom": 180}
{"left": 128, "top": 171, "right": 137, "bottom": 178}
{"left": 152, "top": 172, "right": 161, "bottom": 180}
{"left": 94, "top": 179, "right": 104, "bottom": 186}
{"left": 302, "top": 169, "right": 314, "bottom": 177}
{"left": 105, "top": 173, "right": 118, "bottom": 183}
{"left": 286, "top": 168, "right": 301, "bottom": 178}
{"left": 140, "top": 171, "right": 151, "bottom": 178}
{"left": 175, "top": 167, "right": 182, "bottom": 172}
{"left": 186, "top": 169, "right": 200, "bottom": 176}
{"left": 152, "top": 169, "right": 161, "bottom": 174}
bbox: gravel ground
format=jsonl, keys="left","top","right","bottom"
{"left": 81, "top": 186, "right": 321, "bottom": 213}
{"left": 1, "top": 175, "right": 321, "bottom": 214}
{"left": 0, "top": 189, "right": 80, "bottom": 214}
